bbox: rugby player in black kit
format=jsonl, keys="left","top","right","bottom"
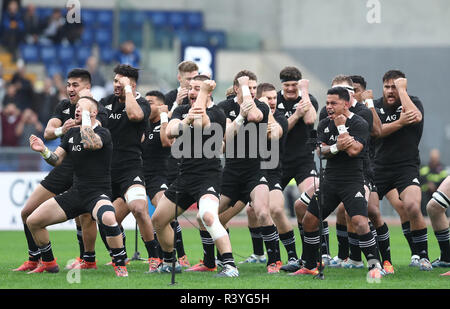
{"left": 99, "top": 64, "right": 157, "bottom": 272}
{"left": 373, "top": 70, "right": 432, "bottom": 270}
{"left": 217, "top": 70, "right": 282, "bottom": 273}
{"left": 27, "top": 97, "right": 128, "bottom": 277}
{"left": 299, "top": 87, "right": 384, "bottom": 279}
{"left": 275, "top": 66, "right": 320, "bottom": 272}
{"left": 152, "top": 75, "right": 239, "bottom": 277}
{"left": 13, "top": 69, "right": 107, "bottom": 272}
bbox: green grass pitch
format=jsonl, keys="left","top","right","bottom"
{"left": 0, "top": 225, "right": 449, "bottom": 290}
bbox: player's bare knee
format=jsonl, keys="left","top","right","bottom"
{"left": 426, "top": 200, "right": 445, "bottom": 217}
{"left": 130, "top": 201, "right": 149, "bottom": 219}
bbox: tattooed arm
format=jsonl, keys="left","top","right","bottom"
{"left": 29, "top": 134, "right": 66, "bottom": 166}
{"left": 80, "top": 127, "right": 103, "bottom": 150}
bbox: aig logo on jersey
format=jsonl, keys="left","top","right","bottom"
{"left": 68, "top": 137, "right": 82, "bottom": 151}
{"left": 109, "top": 113, "right": 122, "bottom": 120}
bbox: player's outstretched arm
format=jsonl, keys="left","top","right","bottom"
{"left": 30, "top": 134, "right": 66, "bottom": 166}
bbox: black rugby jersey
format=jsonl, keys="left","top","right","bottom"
{"left": 59, "top": 126, "right": 112, "bottom": 193}
{"left": 217, "top": 98, "right": 270, "bottom": 170}
{"left": 276, "top": 91, "right": 318, "bottom": 167}
{"left": 317, "top": 113, "right": 369, "bottom": 182}
{"left": 171, "top": 104, "right": 226, "bottom": 175}
{"left": 373, "top": 96, "right": 424, "bottom": 168}
{"left": 99, "top": 93, "right": 151, "bottom": 169}
{"left": 142, "top": 119, "right": 170, "bottom": 175}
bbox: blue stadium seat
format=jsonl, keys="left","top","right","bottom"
{"left": 119, "top": 10, "right": 133, "bottom": 27}
{"left": 99, "top": 47, "right": 115, "bottom": 64}
{"left": 186, "top": 11, "right": 203, "bottom": 30}
{"left": 80, "top": 27, "right": 95, "bottom": 45}
{"left": 131, "top": 10, "right": 148, "bottom": 28}
{"left": 57, "top": 44, "right": 75, "bottom": 63}
{"left": 40, "top": 45, "right": 57, "bottom": 65}
{"left": 36, "top": 7, "right": 54, "bottom": 20}
{"left": 95, "top": 27, "right": 113, "bottom": 47}
{"left": 190, "top": 30, "right": 209, "bottom": 46}
{"left": 168, "top": 11, "right": 186, "bottom": 30}
{"left": 130, "top": 30, "right": 143, "bottom": 47}
{"left": 76, "top": 45, "right": 92, "bottom": 66}
{"left": 148, "top": 11, "right": 168, "bottom": 28}
{"left": 97, "top": 10, "right": 114, "bottom": 27}
{"left": 63, "top": 61, "right": 79, "bottom": 77}
{"left": 80, "top": 9, "right": 97, "bottom": 27}
{"left": 174, "top": 29, "right": 192, "bottom": 45}
{"left": 45, "top": 62, "right": 63, "bottom": 77}
{"left": 207, "top": 30, "right": 227, "bottom": 48}
{"left": 20, "top": 44, "right": 40, "bottom": 63}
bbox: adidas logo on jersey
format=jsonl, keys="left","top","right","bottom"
{"left": 62, "top": 108, "right": 70, "bottom": 115}
{"left": 379, "top": 108, "right": 385, "bottom": 114}
{"left": 277, "top": 103, "right": 285, "bottom": 109}
{"left": 207, "top": 187, "right": 216, "bottom": 192}
{"left": 310, "top": 170, "right": 317, "bottom": 175}
{"left": 412, "top": 178, "right": 420, "bottom": 184}
{"left": 100, "top": 194, "right": 109, "bottom": 198}
{"left": 160, "top": 184, "right": 168, "bottom": 189}
{"left": 229, "top": 110, "right": 236, "bottom": 117}
{"left": 355, "top": 192, "right": 364, "bottom": 198}
{"left": 324, "top": 127, "right": 329, "bottom": 133}
{"left": 275, "top": 183, "right": 282, "bottom": 189}
{"left": 105, "top": 104, "right": 112, "bottom": 110}
{"left": 133, "top": 176, "right": 142, "bottom": 182}
{"left": 260, "top": 177, "right": 267, "bottom": 182}
{"left": 68, "top": 137, "right": 74, "bottom": 143}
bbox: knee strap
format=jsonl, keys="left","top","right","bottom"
{"left": 97, "top": 204, "right": 121, "bottom": 237}
{"left": 198, "top": 198, "right": 227, "bottom": 241}
{"left": 432, "top": 190, "right": 450, "bottom": 209}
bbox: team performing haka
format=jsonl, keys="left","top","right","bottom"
{"left": 13, "top": 60, "right": 448, "bottom": 279}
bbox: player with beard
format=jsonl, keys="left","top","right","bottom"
{"left": 163, "top": 63, "right": 199, "bottom": 267}
{"left": 373, "top": 70, "right": 432, "bottom": 271}
{"left": 275, "top": 66, "right": 320, "bottom": 273}
{"left": 27, "top": 97, "right": 128, "bottom": 277}
{"left": 217, "top": 70, "right": 282, "bottom": 274}
{"left": 317, "top": 75, "right": 393, "bottom": 274}
{"left": 298, "top": 86, "right": 384, "bottom": 279}
{"left": 251, "top": 82, "right": 295, "bottom": 272}
{"left": 142, "top": 90, "right": 190, "bottom": 271}
{"left": 99, "top": 64, "right": 157, "bottom": 272}
{"left": 13, "top": 69, "right": 106, "bottom": 272}
{"left": 152, "top": 75, "right": 239, "bottom": 277}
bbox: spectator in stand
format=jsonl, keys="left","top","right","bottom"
{"left": 2, "top": 82, "right": 18, "bottom": 107}
{"left": 0, "top": 0, "right": 25, "bottom": 57}
{"left": 23, "top": 4, "right": 41, "bottom": 44}
{"left": 420, "top": 148, "right": 448, "bottom": 213}
{"left": 15, "top": 108, "right": 43, "bottom": 146}
{"left": 0, "top": 64, "right": 6, "bottom": 109}
{"left": 32, "top": 77, "right": 59, "bottom": 125}
{"left": 52, "top": 73, "right": 68, "bottom": 101}
{"left": 39, "top": 8, "right": 65, "bottom": 45}
{"left": 115, "top": 40, "right": 140, "bottom": 67}
{"left": 11, "top": 61, "right": 34, "bottom": 111}
{"left": 86, "top": 56, "right": 106, "bottom": 100}
{"left": 1, "top": 102, "right": 21, "bottom": 146}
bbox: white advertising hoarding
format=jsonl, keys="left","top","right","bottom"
{"left": 0, "top": 172, "right": 137, "bottom": 230}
